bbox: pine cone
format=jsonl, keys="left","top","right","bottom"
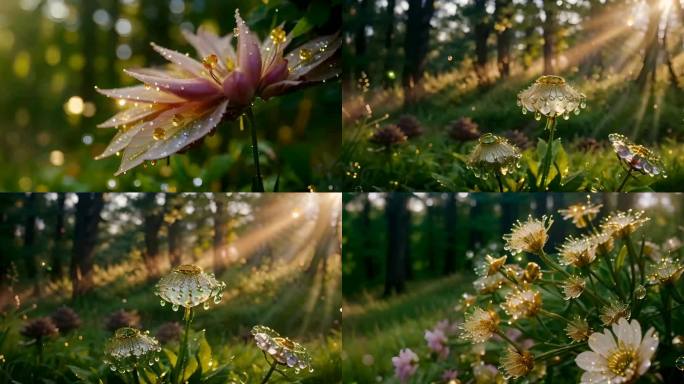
{"left": 21, "top": 317, "right": 58, "bottom": 340}
{"left": 370, "top": 125, "right": 407, "bottom": 147}
{"left": 105, "top": 309, "right": 141, "bottom": 332}
{"left": 396, "top": 115, "right": 424, "bottom": 138}
{"left": 155, "top": 322, "right": 183, "bottom": 345}
{"left": 448, "top": 117, "right": 481, "bottom": 141}
{"left": 502, "top": 129, "right": 533, "bottom": 150}
{"left": 51, "top": 306, "right": 82, "bottom": 334}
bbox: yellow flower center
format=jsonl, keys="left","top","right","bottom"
{"left": 202, "top": 54, "right": 218, "bottom": 69}
{"left": 270, "top": 27, "right": 286, "bottom": 45}
{"left": 536, "top": 75, "right": 566, "bottom": 85}
{"left": 274, "top": 337, "right": 295, "bottom": 349}
{"left": 175, "top": 264, "right": 202, "bottom": 275}
{"left": 607, "top": 347, "right": 638, "bottom": 378}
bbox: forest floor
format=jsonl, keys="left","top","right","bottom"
{"left": 340, "top": 68, "right": 684, "bottom": 191}
{"left": 1, "top": 258, "right": 342, "bottom": 383}
{"left": 342, "top": 274, "right": 470, "bottom": 383}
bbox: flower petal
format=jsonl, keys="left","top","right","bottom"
{"left": 286, "top": 33, "right": 341, "bottom": 80}
{"left": 95, "top": 123, "right": 145, "bottom": 159}
{"left": 235, "top": 9, "right": 262, "bottom": 86}
{"left": 638, "top": 327, "right": 658, "bottom": 368}
{"left": 182, "top": 27, "right": 236, "bottom": 75}
{"left": 612, "top": 318, "right": 633, "bottom": 348}
{"left": 96, "top": 85, "right": 186, "bottom": 103}
{"left": 588, "top": 330, "right": 617, "bottom": 358}
{"left": 580, "top": 370, "right": 610, "bottom": 383}
{"left": 629, "top": 319, "right": 642, "bottom": 350}
{"left": 259, "top": 80, "right": 301, "bottom": 100}
{"left": 124, "top": 69, "right": 221, "bottom": 99}
{"left": 97, "top": 104, "right": 161, "bottom": 128}
{"left": 150, "top": 42, "right": 206, "bottom": 77}
{"left": 576, "top": 351, "right": 606, "bottom": 372}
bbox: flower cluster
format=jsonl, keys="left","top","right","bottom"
{"left": 251, "top": 325, "right": 313, "bottom": 373}
{"left": 389, "top": 200, "right": 682, "bottom": 383}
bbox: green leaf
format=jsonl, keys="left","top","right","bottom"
{"left": 164, "top": 348, "right": 178, "bottom": 367}
{"left": 182, "top": 356, "right": 199, "bottom": 382}
{"left": 615, "top": 245, "right": 628, "bottom": 270}
{"left": 289, "top": 18, "right": 313, "bottom": 39}
{"left": 431, "top": 173, "right": 455, "bottom": 190}
{"left": 197, "top": 332, "right": 213, "bottom": 374}
{"left": 201, "top": 154, "right": 234, "bottom": 183}
{"left": 67, "top": 365, "right": 92, "bottom": 381}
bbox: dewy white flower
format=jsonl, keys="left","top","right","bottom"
{"left": 575, "top": 318, "right": 658, "bottom": 383}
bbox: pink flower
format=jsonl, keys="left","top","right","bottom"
{"left": 425, "top": 328, "right": 449, "bottom": 359}
{"left": 392, "top": 348, "right": 419, "bottom": 383}
{"left": 95, "top": 10, "right": 340, "bottom": 175}
{"left": 441, "top": 369, "right": 459, "bottom": 381}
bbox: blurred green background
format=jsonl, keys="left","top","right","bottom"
{"left": 0, "top": 0, "right": 341, "bottom": 192}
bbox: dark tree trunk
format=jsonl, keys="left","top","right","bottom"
{"left": 424, "top": 205, "right": 437, "bottom": 273}
{"left": 213, "top": 199, "right": 227, "bottom": 275}
{"left": 383, "top": 194, "right": 409, "bottom": 296}
{"left": 168, "top": 220, "right": 182, "bottom": 267}
{"left": 50, "top": 193, "right": 66, "bottom": 280}
{"left": 404, "top": 207, "right": 413, "bottom": 280}
{"left": 403, "top": 0, "right": 436, "bottom": 104}
{"left": 354, "top": 0, "right": 370, "bottom": 80}
{"left": 382, "top": 0, "right": 397, "bottom": 88}
{"left": 443, "top": 194, "right": 458, "bottom": 275}
{"left": 306, "top": 197, "right": 335, "bottom": 277}
{"left": 495, "top": 0, "right": 514, "bottom": 79}
{"left": 636, "top": 0, "right": 661, "bottom": 86}
{"left": 500, "top": 195, "right": 517, "bottom": 238}
{"left": 107, "top": 0, "right": 121, "bottom": 86}
{"left": 142, "top": 194, "right": 164, "bottom": 277}
{"left": 23, "top": 194, "right": 39, "bottom": 295}
{"left": 71, "top": 193, "right": 104, "bottom": 299}
{"left": 80, "top": 0, "right": 97, "bottom": 101}
{"left": 543, "top": 1, "right": 557, "bottom": 74}
{"left": 663, "top": 15, "right": 680, "bottom": 89}
{"left": 473, "top": 0, "right": 491, "bottom": 84}
{"left": 143, "top": 0, "right": 171, "bottom": 62}
{"left": 361, "top": 195, "right": 376, "bottom": 280}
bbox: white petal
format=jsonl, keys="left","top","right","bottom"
{"left": 95, "top": 123, "right": 144, "bottom": 159}
{"left": 124, "top": 69, "right": 221, "bottom": 99}
{"left": 638, "top": 328, "right": 658, "bottom": 364}
{"left": 182, "top": 28, "right": 236, "bottom": 76}
{"left": 286, "top": 34, "right": 341, "bottom": 79}
{"left": 151, "top": 42, "right": 206, "bottom": 77}
{"left": 588, "top": 330, "right": 617, "bottom": 358}
{"left": 97, "top": 104, "right": 160, "bottom": 128}
{"left": 629, "top": 319, "right": 642, "bottom": 349}
{"left": 576, "top": 351, "right": 606, "bottom": 372}
{"left": 581, "top": 371, "right": 610, "bottom": 383}
{"left": 613, "top": 318, "right": 633, "bottom": 348}
{"left": 96, "top": 85, "right": 186, "bottom": 103}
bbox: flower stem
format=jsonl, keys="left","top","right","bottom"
{"left": 539, "top": 309, "right": 572, "bottom": 323}
{"left": 617, "top": 168, "right": 633, "bottom": 192}
{"left": 623, "top": 235, "right": 638, "bottom": 297}
{"left": 534, "top": 342, "right": 586, "bottom": 362}
{"left": 599, "top": 251, "right": 624, "bottom": 300}
{"left": 662, "top": 288, "right": 672, "bottom": 344}
{"left": 247, "top": 108, "right": 264, "bottom": 192}
{"left": 538, "top": 250, "right": 570, "bottom": 278}
{"left": 495, "top": 330, "right": 522, "bottom": 353}
{"left": 539, "top": 117, "right": 556, "bottom": 189}
{"left": 495, "top": 170, "right": 504, "bottom": 192}
{"left": 260, "top": 361, "right": 277, "bottom": 384}
{"left": 172, "top": 307, "right": 193, "bottom": 384}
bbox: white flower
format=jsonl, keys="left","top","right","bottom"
{"left": 575, "top": 318, "right": 658, "bottom": 383}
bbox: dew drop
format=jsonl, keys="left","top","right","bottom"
{"left": 148, "top": 360, "right": 155, "bottom": 366}
{"left": 172, "top": 304, "right": 179, "bottom": 312}
{"left": 534, "top": 112, "right": 542, "bottom": 121}
{"left": 160, "top": 300, "right": 166, "bottom": 307}
{"left": 521, "top": 107, "right": 527, "bottom": 115}
{"left": 635, "top": 285, "right": 646, "bottom": 300}
{"left": 213, "top": 294, "right": 222, "bottom": 304}
{"left": 580, "top": 101, "right": 587, "bottom": 109}
{"left": 155, "top": 356, "right": 160, "bottom": 362}
{"left": 203, "top": 301, "right": 210, "bottom": 310}
{"left": 676, "top": 355, "right": 684, "bottom": 371}
{"left": 110, "top": 365, "right": 117, "bottom": 371}
{"left": 563, "top": 112, "right": 570, "bottom": 120}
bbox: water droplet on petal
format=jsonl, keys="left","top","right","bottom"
{"left": 172, "top": 304, "right": 179, "bottom": 312}
{"left": 160, "top": 300, "right": 166, "bottom": 307}
{"left": 675, "top": 355, "right": 684, "bottom": 370}
{"left": 203, "top": 301, "right": 210, "bottom": 310}
{"left": 535, "top": 112, "right": 542, "bottom": 121}
{"left": 635, "top": 285, "right": 646, "bottom": 299}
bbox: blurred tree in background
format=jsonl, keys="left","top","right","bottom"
{"left": 0, "top": 0, "right": 341, "bottom": 192}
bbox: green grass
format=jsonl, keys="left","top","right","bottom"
{"left": 342, "top": 275, "right": 471, "bottom": 384}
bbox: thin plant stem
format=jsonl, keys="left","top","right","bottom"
{"left": 247, "top": 108, "right": 264, "bottom": 192}
{"left": 623, "top": 235, "right": 638, "bottom": 297}
{"left": 539, "top": 117, "right": 556, "bottom": 189}
{"left": 599, "top": 251, "right": 624, "bottom": 300}
{"left": 495, "top": 330, "right": 522, "bottom": 353}
{"left": 662, "top": 288, "right": 672, "bottom": 345}
{"left": 495, "top": 169, "right": 504, "bottom": 192}
{"left": 617, "top": 168, "right": 633, "bottom": 192}
{"left": 539, "top": 309, "right": 572, "bottom": 323}
{"left": 260, "top": 361, "right": 277, "bottom": 384}
{"left": 172, "top": 307, "right": 193, "bottom": 384}
{"left": 133, "top": 368, "right": 141, "bottom": 384}
{"left": 535, "top": 343, "right": 586, "bottom": 362}
{"left": 538, "top": 250, "right": 570, "bottom": 278}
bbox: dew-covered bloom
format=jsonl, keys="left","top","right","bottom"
{"left": 647, "top": 257, "right": 684, "bottom": 285}
{"left": 50, "top": 306, "right": 81, "bottom": 334}
{"left": 522, "top": 262, "right": 542, "bottom": 283}
{"left": 425, "top": 327, "right": 449, "bottom": 359}
{"left": 369, "top": 124, "right": 407, "bottom": 147}
{"left": 105, "top": 309, "right": 141, "bottom": 332}
{"left": 558, "top": 236, "right": 597, "bottom": 268}
{"left": 95, "top": 10, "right": 340, "bottom": 175}
{"left": 501, "top": 288, "right": 542, "bottom": 320}
{"left": 476, "top": 254, "right": 507, "bottom": 277}
{"left": 503, "top": 215, "right": 552, "bottom": 255}
{"left": 104, "top": 327, "right": 161, "bottom": 373}
{"left": 448, "top": 117, "right": 480, "bottom": 142}
{"left": 462, "top": 308, "right": 500, "bottom": 343}
{"left": 609, "top": 133, "right": 664, "bottom": 177}
{"left": 155, "top": 264, "right": 226, "bottom": 310}
{"left": 473, "top": 273, "right": 506, "bottom": 294}
{"left": 396, "top": 115, "right": 424, "bottom": 138}
{"left": 517, "top": 75, "right": 586, "bottom": 119}
{"left": 558, "top": 201, "right": 602, "bottom": 229}
{"left": 566, "top": 316, "right": 591, "bottom": 342}
{"left": 155, "top": 322, "right": 183, "bottom": 345}
{"left": 391, "top": 348, "right": 419, "bottom": 383}
{"left": 251, "top": 325, "right": 312, "bottom": 372}
{"left": 591, "top": 231, "right": 615, "bottom": 255}
{"left": 501, "top": 347, "right": 534, "bottom": 379}
{"left": 601, "top": 210, "right": 649, "bottom": 238}
{"left": 467, "top": 133, "right": 521, "bottom": 177}
{"left": 600, "top": 301, "right": 631, "bottom": 326}
{"left": 21, "top": 317, "right": 58, "bottom": 341}
{"left": 562, "top": 275, "right": 586, "bottom": 300}
{"left": 575, "top": 318, "right": 658, "bottom": 384}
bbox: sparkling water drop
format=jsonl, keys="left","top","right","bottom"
{"left": 534, "top": 112, "right": 542, "bottom": 121}
{"left": 580, "top": 100, "right": 586, "bottom": 109}
{"left": 521, "top": 107, "right": 527, "bottom": 115}
{"left": 675, "top": 355, "right": 684, "bottom": 371}
{"left": 203, "top": 301, "right": 210, "bottom": 310}
{"left": 110, "top": 365, "right": 117, "bottom": 371}
{"left": 213, "top": 294, "right": 222, "bottom": 304}
{"left": 574, "top": 108, "right": 580, "bottom": 115}
{"left": 160, "top": 300, "right": 166, "bottom": 307}
{"left": 563, "top": 112, "right": 570, "bottom": 120}
{"left": 155, "top": 356, "right": 160, "bottom": 362}
{"left": 148, "top": 360, "right": 155, "bottom": 366}
{"left": 172, "top": 304, "right": 179, "bottom": 312}
{"left": 635, "top": 285, "right": 646, "bottom": 299}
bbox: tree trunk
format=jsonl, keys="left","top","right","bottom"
{"left": 361, "top": 195, "right": 376, "bottom": 280}
{"left": 107, "top": 0, "right": 121, "bottom": 86}
{"left": 403, "top": 0, "right": 436, "bottom": 104}
{"left": 473, "top": 0, "right": 490, "bottom": 84}
{"left": 543, "top": 1, "right": 557, "bottom": 74}
{"left": 663, "top": 14, "right": 681, "bottom": 89}
{"left": 443, "top": 194, "right": 458, "bottom": 275}
{"left": 383, "top": 194, "right": 410, "bottom": 296}
{"left": 636, "top": 0, "right": 661, "bottom": 86}
{"left": 495, "top": 0, "right": 514, "bottom": 79}
{"left": 500, "top": 195, "right": 517, "bottom": 238}
{"left": 71, "top": 193, "right": 104, "bottom": 299}
{"left": 80, "top": 0, "right": 97, "bottom": 101}
{"left": 142, "top": 194, "right": 164, "bottom": 277}
{"left": 354, "top": 0, "right": 370, "bottom": 80}
{"left": 23, "top": 194, "right": 39, "bottom": 295}
{"left": 382, "top": 0, "right": 397, "bottom": 88}
{"left": 213, "top": 199, "right": 228, "bottom": 274}
{"left": 50, "top": 193, "right": 66, "bottom": 280}
{"left": 306, "top": 198, "right": 335, "bottom": 278}
{"left": 424, "top": 205, "right": 437, "bottom": 273}
{"left": 168, "top": 220, "right": 182, "bottom": 267}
